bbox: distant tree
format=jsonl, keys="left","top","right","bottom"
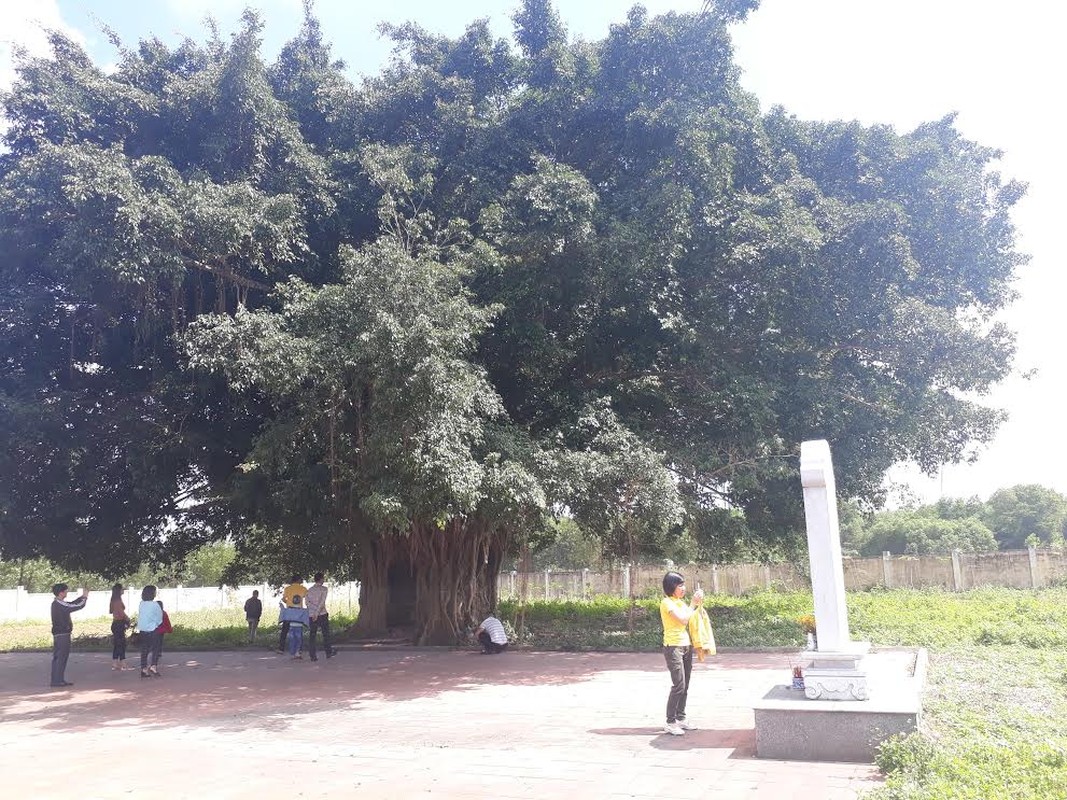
{"left": 927, "top": 497, "right": 986, "bottom": 521}
{"left": 982, "top": 485, "right": 1067, "bottom": 550}
{"left": 860, "top": 511, "right": 996, "bottom": 556}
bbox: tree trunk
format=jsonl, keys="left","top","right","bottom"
{"left": 407, "top": 519, "right": 507, "bottom": 645}
{"left": 354, "top": 521, "right": 505, "bottom": 644}
{"left": 352, "top": 538, "right": 389, "bottom": 638}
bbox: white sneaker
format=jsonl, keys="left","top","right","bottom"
{"left": 677, "top": 718, "right": 696, "bottom": 730}
{"left": 663, "top": 722, "right": 685, "bottom": 736}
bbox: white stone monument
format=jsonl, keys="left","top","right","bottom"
{"left": 800, "top": 439, "right": 869, "bottom": 700}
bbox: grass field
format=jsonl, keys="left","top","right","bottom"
{"left": 0, "top": 607, "right": 360, "bottom": 651}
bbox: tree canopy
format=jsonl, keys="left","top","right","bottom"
{"left": 0, "top": 2, "right": 1027, "bottom": 640}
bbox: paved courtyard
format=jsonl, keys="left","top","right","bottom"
{"left": 0, "top": 648, "right": 881, "bottom": 798}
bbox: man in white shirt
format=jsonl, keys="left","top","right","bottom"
{"left": 304, "top": 572, "right": 337, "bottom": 661}
{"left": 474, "top": 614, "right": 508, "bottom": 654}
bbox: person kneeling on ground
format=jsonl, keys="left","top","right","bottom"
{"left": 474, "top": 614, "right": 508, "bottom": 654}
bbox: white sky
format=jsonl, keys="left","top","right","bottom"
{"left": 5, "top": 0, "right": 1064, "bottom": 504}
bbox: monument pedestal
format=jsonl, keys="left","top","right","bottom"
{"left": 751, "top": 441, "right": 925, "bottom": 761}
{"left": 754, "top": 648, "right": 925, "bottom": 762}
{"left": 803, "top": 641, "right": 870, "bottom": 700}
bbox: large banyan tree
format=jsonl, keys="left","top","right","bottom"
{"left": 0, "top": 2, "right": 1025, "bottom": 642}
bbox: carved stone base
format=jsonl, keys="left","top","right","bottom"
{"left": 802, "top": 642, "right": 870, "bottom": 700}
{"left": 803, "top": 669, "right": 869, "bottom": 700}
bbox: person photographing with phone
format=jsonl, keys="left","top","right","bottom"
{"left": 660, "top": 571, "right": 704, "bottom": 736}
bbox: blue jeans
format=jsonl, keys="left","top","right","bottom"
{"left": 287, "top": 626, "right": 304, "bottom": 656}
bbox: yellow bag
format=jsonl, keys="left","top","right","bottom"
{"left": 688, "top": 606, "right": 716, "bottom": 662}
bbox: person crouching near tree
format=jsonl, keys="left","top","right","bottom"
{"left": 660, "top": 571, "right": 703, "bottom": 736}
{"left": 137, "top": 585, "right": 164, "bottom": 678}
{"left": 474, "top": 613, "right": 508, "bottom": 654}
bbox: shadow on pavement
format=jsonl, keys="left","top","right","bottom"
{"left": 0, "top": 648, "right": 767, "bottom": 736}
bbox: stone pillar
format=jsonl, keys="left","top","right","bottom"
{"left": 800, "top": 440, "right": 850, "bottom": 653}
{"left": 581, "top": 568, "right": 588, "bottom": 598}
{"left": 950, "top": 549, "right": 963, "bottom": 591}
{"left": 622, "top": 563, "right": 631, "bottom": 599}
{"left": 543, "top": 570, "right": 550, "bottom": 601}
{"left": 1028, "top": 546, "right": 1040, "bottom": 589}
{"left": 800, "top": 439, "right": 869, "bottom": 700}
{"left": 711, "top": 564, "right": 720, "bottom": 594}
{"left": 882, "top": 551, "right": 893, "bottom": 589}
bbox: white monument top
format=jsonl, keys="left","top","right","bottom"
{"left": 800, "top": 439, "right": 850, "bottom": 652}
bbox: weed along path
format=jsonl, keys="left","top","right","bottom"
{"left": 0, "top": 649, "right": 880, "bottom": 798}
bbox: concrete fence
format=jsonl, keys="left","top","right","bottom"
{"left": 6, "top": 547, "right": 1062, "bottom": 619}
{"left": 496, "top": 547, "right": 1067, "bottom": 601}
{"left": 0, "top": 581, "right": 362, "bottom": 623}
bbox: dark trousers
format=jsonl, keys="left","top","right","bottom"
{"left": 140, "top": 630, "right": 162, "bottom": 670}
{"left": 247, "top": 618, "right": 259, "bottom": 642}
{"left": 664, "top": 645, "right": 693, "bottom": 723}
{"left": 478, "top": 630, "right": 507, "bottom": 654}
{"left": 111, "top": 620, "right": 127, "bottom": 660}
{"left": 309, "top": 614, "right": 334, "bottom": 660}
{"left": 51, "top": 633, "right": 72, "bottom": 685}
{"left": 278, "top": 621, "right": 290, "bottom": 652}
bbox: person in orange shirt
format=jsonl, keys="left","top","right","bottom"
{"left": 659, "top": 571, "right": 704, "bottom": 736}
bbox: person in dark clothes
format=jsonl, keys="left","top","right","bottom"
{"left": 50, "top": 583, "right": 89, "bottom": 687}
{"left": 109, "top": 583, "right": 131, "bottom": 671}
{"left": 244, "top": 590, "right": 263, "bottom": 643}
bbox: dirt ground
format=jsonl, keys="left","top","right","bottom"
{"left": 0, "top": 647, "right": 881, "bottom": 798}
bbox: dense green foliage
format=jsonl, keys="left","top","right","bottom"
{"left": 842, "top": 483, "right": 1067, "bottom": 555}
{"left": 0, "top": 1, "right": 1027, "bottom": 641}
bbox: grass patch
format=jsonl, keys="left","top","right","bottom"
{"left": 867, "top": 647, "right": 1067, "bottom": 800}
{"left": 0, "top": 607, "right": 359, "bottom": 651}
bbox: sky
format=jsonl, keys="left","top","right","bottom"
{"left": 2, "top": 0, "right": 1063, "bottom": 505}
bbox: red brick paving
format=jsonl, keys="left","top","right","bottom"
{"left": 0, "top": 649, "right": 882, "bottom": 798}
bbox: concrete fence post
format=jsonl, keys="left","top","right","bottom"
{"left": 544, "top": 570, "right": 550, "bottom": 601}
{"left": 581, "top": 568, "right": 589, "bottom": 598}
{"left": 509, "top": 571, "right": 516, "bottom": 599}
{"left": 882, "top": 551, "right": 893, "bottom": 588}
{"left": 622, "top": 563, "right": 631, "bottom": 599}
{"left": 762, "top": 565, "right": 772, "bottom": 589}
{"left": 951, "top": 549, "right": 963, "bottom": 592}
{"left": 711, "top": 564, "right": 720, "bottom": 594}
{"left": 1028, "top": 546, "right": 1040, "bottom": 589}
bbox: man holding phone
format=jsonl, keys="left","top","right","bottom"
{"left": 50, "top": 583, "right": 89, "bottom": 688}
